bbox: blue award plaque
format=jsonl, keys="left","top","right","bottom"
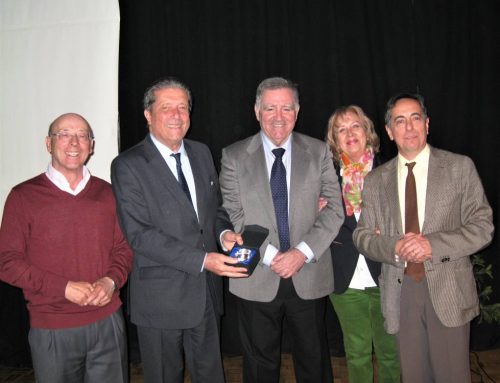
{"left": 228, "top": 224, "right": 269, "bottom": 275}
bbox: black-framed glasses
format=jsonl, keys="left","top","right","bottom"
{"left": 49, "top": 131, "right": 94, "bottom": 143}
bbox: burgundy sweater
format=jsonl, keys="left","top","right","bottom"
{"left": 0, "top": 174, "right": 133, "bottom": 329}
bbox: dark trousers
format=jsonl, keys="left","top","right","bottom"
{"left": 136, "top": 292, "right": 224, "bottom": 383}
{"left": 397, "top": 276, "right": 471, "bottom": 383}
{"left": 237, "top": 278, "right": 333, "bottom": 383}
{"left": 29, "top": 310, "right": 128, "bottom": 383}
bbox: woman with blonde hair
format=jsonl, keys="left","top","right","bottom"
{"left": 325, "top": 105, "right": 400, "bottom": 382}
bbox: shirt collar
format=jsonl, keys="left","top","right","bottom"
{"left": 45, "top": 163, "right": 91, "bottom": 195}
{"left": 150, "top": 133, "right": 186, "bottom": 157}
{"left": 260, "top": 131, "right": 292, "bottom": 154}
{"left": 397, "top": 144, "right": 430, "bottom": 171}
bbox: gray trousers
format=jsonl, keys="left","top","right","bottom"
{"left": 397, "top": 276, "right": 471, "bottom": 383}
{"left": 29, "top": 310, "right": 128, "bottom": 383}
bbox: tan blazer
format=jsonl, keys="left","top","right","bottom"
{"left": 353, "top": 146, "right": 494, "bottom": 334}
{"left": 220, "top": 132, "right": 344, "bottom": 302}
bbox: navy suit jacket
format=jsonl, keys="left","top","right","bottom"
{"left": 111, "top": 135, "right": 232, "bottom": 329}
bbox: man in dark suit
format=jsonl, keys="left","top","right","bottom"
{"left": 219, "top": 77, "right": 344, "bottom": 382}
{"left": 111, "top": 78, "right": 247, "bottom": 383}
{"left": 353, "top": 93, "right": 494, "bottom": 382}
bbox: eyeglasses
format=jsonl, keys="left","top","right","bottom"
{"left": 49, "top": 131, "right": 94, "bottom": 143}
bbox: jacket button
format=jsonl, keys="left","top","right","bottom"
{"left": 200, "top": 229, "right": 203, "bottom": 234}
{"left": 397, "top": 278, "right": 402, "bottom": 284}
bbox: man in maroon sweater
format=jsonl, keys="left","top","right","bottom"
{"left": 0, "top": 113, "right": 133, "bottom": 383}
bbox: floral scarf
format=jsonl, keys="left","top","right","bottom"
{"left": 339, "top": 147, "right": 374, "bottom": 216}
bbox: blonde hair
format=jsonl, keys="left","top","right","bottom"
{"left": 326, "top": 105, "right": 379, "bottom": 163}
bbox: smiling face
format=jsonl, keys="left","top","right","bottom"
{"left": 255, "top": 88, "right": 299, "bottom": 146}
{"left": 385, "top": 98, "right": 429, "bottom": 160}
{"left": 335, "top": 111, "right": 368, "bottom": 162}
{"left": 144, "top": 87, "right": 190, "bottom": 152}
{"left": 45, "top": 113, "right": 94, "bottom": 181}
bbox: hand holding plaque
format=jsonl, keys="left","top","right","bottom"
{"left": 228, "top": 225, "right": 269, "bottom": 275}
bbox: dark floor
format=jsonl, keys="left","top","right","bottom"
{"left": 0, "top": 349, "right": 498, "bottom": 382}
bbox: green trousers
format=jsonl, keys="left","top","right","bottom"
{"left": 330, "top": 287, "right": 400, "bottom": 383}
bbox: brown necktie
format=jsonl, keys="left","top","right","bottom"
{"left": 404, "top": 162, "right": 425, "bottom": 282}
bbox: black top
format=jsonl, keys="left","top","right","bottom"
{"left": 331, "top": 155, "right": 383, "bottom": 293}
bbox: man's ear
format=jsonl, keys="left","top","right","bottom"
{"left": 254, "top": 105, "right": 260, "bottom": 122}
{"left": 45, "top": 136, "right": 52, "bottom": 153}
{"left": 144, "top": 109, "right": 151, "bottom": 126}
{"left": 385, "top": 125, "right": 394, "bottom": 141}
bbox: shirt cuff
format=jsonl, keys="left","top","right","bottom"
{"left": 296, "top": 241, "right": 314, "bottom": 263}
{"left": 262, "top": 242, "right": 314, "bottom": 265}
{"left": 262, "top": 244, "right": 279, "bottom": 266}
{"left": 201, "top": 253, "right": 207, "bottom": 272}
{"left": 219, "top": 229, "right": 231, "bottom": 252}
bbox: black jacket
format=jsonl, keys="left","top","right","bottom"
{"left": 331, "top": 155, "right": 383, "bottom": 293}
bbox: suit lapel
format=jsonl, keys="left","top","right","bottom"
{"left": 289, "top": 134, "right": 309, "bottom": 233}
{"left": 144, "top": 136, "right": 198, "bottom": 220}
{"left": 381, "top": 158, "right": 402, "bottom": 235}
{"left": 422, "top": 147, "right": 445, "bottom": 234}
{"left": 243, "top": 134, "right": 278, "bottom": 231}
{"left": 185, "top": 141, "right": 207, "bottom": 223}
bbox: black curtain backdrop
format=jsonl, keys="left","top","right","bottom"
{"left": 117, "top": 0, "right": 499, "bottom": 353}
{"left": 1, "top": 0, "right": 499, "bottom": 367}
{"left": 117, "top": 0, "right": 500, "bottom": 253}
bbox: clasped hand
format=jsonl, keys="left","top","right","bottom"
{"left": 64, "top": 276, "right": 115, "bottom": 307}
{"left": 396, "top": 233, "right": 432, "bottom": 263}
{"left": 271, "top": 248, "right": 306, "bottom": 278}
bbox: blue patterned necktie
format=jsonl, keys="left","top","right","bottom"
{"left": 171, "top": 153, "right": 193, "bottom": 205}
{"left": 270, "top": 148, "right": 290, "bottom": 251}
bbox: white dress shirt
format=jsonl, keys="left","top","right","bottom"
{"left": 45, "top": 163, "right": 91, "bottom": 195}
{"left": 150, "top": 133, "right": 219, "bottom": 271}
{"left": 150, "top": 133, "right": 199, "bottom": 218}
{"left": 397, "top": 144, "right": 430, "bottom": 234}
{"left": 394, "top": 144, "right": 430, "bottom": 264}
{"left": 260, "top": 132, "right": 314, "bottom": 265}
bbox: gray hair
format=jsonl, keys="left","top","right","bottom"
{"left": 384, "top": 93, "right": 427, "bottom": 126}
{"left": 255, "top": 77, "right": 299, "bottom": 109}
{"left": 143, "top": 77, "right": 192, "bottom": 112}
